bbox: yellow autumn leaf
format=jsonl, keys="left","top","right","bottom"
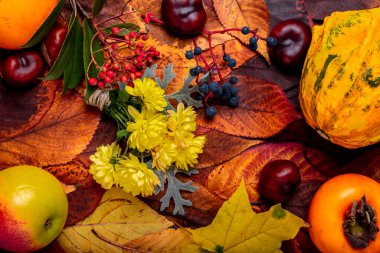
{"left": 186, "top": 180, "right": 308, "bottom": 253}
{"left": 58, "top": 187, "right": 189, "bottom": 253}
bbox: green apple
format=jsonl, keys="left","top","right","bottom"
{"left": 0, "top": 165, "right": 68, "bottom": 252}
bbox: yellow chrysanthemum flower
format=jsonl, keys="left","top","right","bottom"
{"left": 126, "top": 77, "right": 167, "bottom": 112}
{"left": 89, "top": 142, "right": 121, "bottom": 189}
{"left": 152, "top": 137, "right": 177, "bottom": 171}
{"left": 116, "top": 154, "right": 160, "bottom": 197}
{"left": 127, "top": 105, "right": 167, "bottom": 152}
{"left": 167, "top": 103, "right": 197, "bottom": 138}
{"left": 174, "top": 133, "right": 206, "bottom": 171}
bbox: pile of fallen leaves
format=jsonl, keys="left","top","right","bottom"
{"left": 1, "top": 0, "right": 380, "bottom": 252}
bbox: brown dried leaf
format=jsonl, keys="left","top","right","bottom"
{"left": 195, "top": 126, "right": 263, "bottom": 169}
{"left": 0, "top": 91, "right": 101, "bottom": 167}
{"left": 197, "top": 75, "right": 301, "bottom": 138}
{"left": 0, "top": 80, "right": 59, "bottom": 139}
{"left": 44, "top": 160, "right": 105, "bottom": 226}
{"left": 213, "top": 0, "right": 270, "bottom": 61}
{"left": 206, "top": 142, "right": 329, "bottom": 201}
{"left": 129, "top": 0, "right": 233, "bottom": 50}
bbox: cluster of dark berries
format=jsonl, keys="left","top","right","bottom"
{"left": 198, "top": 75, "right": 240, "bottom": 119}
{"left": 222, "top": 53, "right": 237, "bottom": 68}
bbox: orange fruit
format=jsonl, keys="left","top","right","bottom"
{"left": 0, "top": 0, "right": 59, "bottom": 50}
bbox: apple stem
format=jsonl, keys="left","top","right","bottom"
{"left": 60, "top": 182, "right": 78, "bottom": 194}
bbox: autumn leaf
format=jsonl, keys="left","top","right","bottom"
{"left": 57, "top": 187, "right": 189, "bottom": 253}
{"left": 195, "top": 126, "right": 263, "bottom": 169}
{"left": 201, "top": 39, "right": 258, "bottom": 79}
{"left": 213, "top": 0, "right": 270, "bottom": 61}
{"left": 206, "top": 142, "right": 331, "bottom": 201}
{"left": 266, "top": 0, "right": 313, "bottom": 28}
{"left": 185, "top": 180, "right": 308, "bottom": 253}
{"left": 197, "top": 75, "right": 301, "bottom": 138}
{"left": 0, "top": 80, "right": 59, "bottom": 139}
{"left": 0, "top": 90, "right": 101, "bottom": 168}
{"left": 44, "top": 160, "right": 105, "bottom": 226}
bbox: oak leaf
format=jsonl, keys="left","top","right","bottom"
{"left": 57, "top": 187, "right": 185, "bottom": 253}
{"left": 213, "top": 0, "right": 270, "bottom": 61}
{"left": 185, "top": 180, "right": 307, "bottom": 253}
{"left": 0, "top": 91, "right": 101, "bottom": 167}
{"left": 197, "top": 75, "right": 301, "bottom": 138}
{"left": 206, "top": 142, "right": 330, "bottom": 201}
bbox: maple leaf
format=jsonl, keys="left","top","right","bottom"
{"left": 185, "top": 180, "right": 307, "bottom": 253}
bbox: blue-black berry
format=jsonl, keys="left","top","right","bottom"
{"left": 205, "top": 106, "right": 217, "bottom": 119}
{"left": 190, "top": 68, "right": 197, "bottom": 76}
{"left": 230, "top": 76, "right": 238, "bottom": 84}
{"left": 230, "top": 86, "right": 238, "bottom": 95}
{"left": 185, "top": 51, "right": 194, "bottom": 59}
{"left": 194, "top": 66, "right": 203, "bottom": 74}
{"left": 194, "top": 47, "right": 202, "bottom": 55}
{"left": 199, "top": 83, "right": 209, "bottom": 94}
{"left": 241, "top": 26, "right": 250, "bottom": 35}
{"left": 221, "top": 87, "right": 232, "bottom": 100}
{"left": 228, "top": 96, "right": 240, "bottom": 108}
{"left": 222, "top": 82, "right": 231, "bottom": 90}
{"left": 228, "top": 58, "right": 237, "bottom": 68}
{"left": 249, "top": 36, "right": 258, "bottom": 45}
{"left": 223, "top": 54, "right": 230, "bottom": 62}
{"left": 209, "top": 82, "right": 219, "bottom": 94}
{"left": 216, "top": 86, "right": 223, "bottom": 96}
{"left": 267, "top": 37, "right": 278, "bottom": 47}
{"left": 249, "top": 43, "right": 258, "bottom": 51}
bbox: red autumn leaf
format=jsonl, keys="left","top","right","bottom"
{"left": 195, "top": 126, "right": 263, "bottom": 169}
{"left": 197, "top": 75, "right": 301, "bottom": 138}
{"left": 265, "top": 0, "right": 314, "bottom": 28}
{"left": 304, "top": 0, "right": 380, "bottom": 21}
{"left": 342, "top": 146, "right": 380, "bottom": 181}
{"left": 44, "top": 160, "right": 105, "bottom": 226}
{"left": 0, "top": 90, "right": 101, "bottom": 168}
{"left": 206, "top": 142, "right": 334, "bottom": 202}
{"left": 213, "top": 0, "right": 270, "bottom": 61}
{"left": 0, "top": 80, "right": 59, "bottom": 139}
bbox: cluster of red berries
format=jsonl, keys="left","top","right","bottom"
{"left": 88, "top": 28, "right": 160, "bottom": 89}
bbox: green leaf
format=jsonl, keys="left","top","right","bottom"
{"left": 92, "top": 0, "right": 106, "bottom": 17}
{"left": 45, "top": 13, "right": 78, "bottom": 81}
{"left": 83, "top": 19, "right": 105, "bottom": 100}
{"left": 187, "top": 180, "right": 308, "bottom": 253}
{"left": 21, "top": 0, "right": 65, "bottom": 48}
{"left": 104, "top": 23, "right": 140, "bottom": 35}
{"left": 62, "top": 18, "right": 84, "bottom": 94}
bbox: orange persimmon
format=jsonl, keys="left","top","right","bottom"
{"left": 309, "top": 174, "right": 380, "bottom": 253}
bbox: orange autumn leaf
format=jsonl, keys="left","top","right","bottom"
{"left": 206, "top": 142, "right": 331, "bottom": 201}
{"left": 195, "top": 126, "right": 263, "bottom": 169}
{"left": 213, "top": 0, "right": 270, "bottom": 61}
{"left": 44, "top": 160, "right": 105, "bottom": 226}
{"left": 197, "top": 75, "right": 301, "bottom": 138}
{"left": 0, "top": 90, "right": 101, "bottom": 168}
{"left": 0, "top": 80, "right": 59, "bottom": 139}
{"left": 129, "top": 0, "right": 233, "bottom": 50}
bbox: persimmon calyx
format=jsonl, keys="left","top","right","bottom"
{"left": 342, "top": 195, "right": 379, "bottom": 249}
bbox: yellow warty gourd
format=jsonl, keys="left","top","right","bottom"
{"left": 299, "top": 7, "right": 380, "bottom": 149}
